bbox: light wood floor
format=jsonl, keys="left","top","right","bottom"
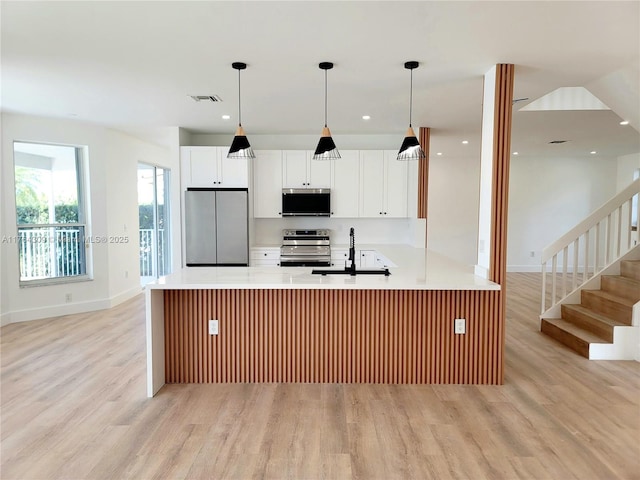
{"left": 1, "top": 273, "right": 639, "bottom": 480}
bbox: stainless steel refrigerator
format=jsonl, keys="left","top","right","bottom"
{"left": 185, "top": 188, "right": 249, "bottom": 266}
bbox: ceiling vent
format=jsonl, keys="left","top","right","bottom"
{"left": 549, "top": 140, "right": 569, "bottom": 144}
{"left": 190, "top": 95, "right": 223, "bottom": 102}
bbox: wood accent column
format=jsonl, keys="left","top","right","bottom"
{"left": 488, "top": 64, "right": 514, "bottom": 286}
{"left": 474, "top": 63, "right": 514, "bottom": 385}
{"left": 417, "top": 127, "right": 430, "bottom": 219}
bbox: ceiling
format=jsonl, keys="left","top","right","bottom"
{"left": 2, "top": 1, "right": 639, "bottom": 158}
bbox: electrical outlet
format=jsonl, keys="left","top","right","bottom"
{"left": 530, "top": 251, "right": 535, "bottom": 258}
{"left": 124, "top": 270, "right": 129, "bottom": 278}
{"left": 454, "top": 318, "right": 466, "bottom": 334}
{"left": 65, "top": 293, "right": 72, "bottom": 303}
{"left": 208, "top": 320, "right": 219, "bottom": 335}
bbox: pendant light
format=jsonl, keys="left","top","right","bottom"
{"left": 227, "top": 62, "right": 255, "bottom": 159}
{"left": 312, "top": 62, "right": 341, "bottom": 160}
{"left": 397, "top": 61, "right": 425, "bottom": 161}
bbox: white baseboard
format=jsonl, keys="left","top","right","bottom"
{"left": 506, "top": 265, "right": 606, "bottom": 273}
{"left": 1, "top": 312, "right": 12, "bottom": 327}
{"left": 507, "top": 265, "right": 542, "bottom": 273}
{"left": 1, "top": 286, "right": 144, "bottom": 325}
{"left": 109, "top": 286, "right": 144, "bottom": 308}
{"left": 5, "top": 299, "right": 111, "bottom": 324}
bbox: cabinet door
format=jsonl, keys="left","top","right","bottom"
{"left": 359, "top": 150, "right": 385, "bottom": 217}
{"left": 218, "top": 147, "right": 249, "bottom": 187}
{"left": 253, "top": 150, "right": 283, "bottom": 218}
{"left": 383, "top": 150, "right": 408, "bottom": 217}
{"left": 360, "top": 250, "right": 376, "bottom": 268}
{"left": 183, "top": 147, "right": 219, "bottom": 186}
{"left": 331, "top": 150, "right": 359, "bottom": 217}
{"left": 308, "top": 154, "right": 332, "bottom": 188}
{"left": 282, "top": 150, "right": 309, "bottom": 187}
{"left": 250, "top": 247, "right": 281, "bottom": 266}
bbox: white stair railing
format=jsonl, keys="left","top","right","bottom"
{"left": 541, "top": 178, "right": 640, "bottom": 314}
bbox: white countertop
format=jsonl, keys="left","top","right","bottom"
{"left": 148, "top": 245, "right": 500, "bottom": 291}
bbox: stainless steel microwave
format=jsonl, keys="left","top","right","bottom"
{"left": 281, "top": 188, "right": 330, "bottom": 217}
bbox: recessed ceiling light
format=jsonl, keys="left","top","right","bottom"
{"left": 513, "top": 151, "right": 519, "bottom": 155}
{"left": 436, "top": 152, "right": 443, "bottom": 156}
{"left": 362, "top": 115, "right": 371, "bottom": 120}
{"left": 590, "top": 151, "right": 597, "bottom": 154}
{"left": 461, "top": 140, "right": 469, "bottom": 144}
{"left": 620, "top": 120, "right": 629, "bottom": 125}
{"left": 222, "top": 115, "right": 231, "bottom": 120}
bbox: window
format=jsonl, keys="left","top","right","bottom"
{"left": 13, "top": 141, "right": 88, "bottom": 284}
{"left": 138, "top": 164, "right": 171, "bottom": 286}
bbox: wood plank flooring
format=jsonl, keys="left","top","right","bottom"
{"left": 1, "top": 273, "right": 639, "bottom": 479}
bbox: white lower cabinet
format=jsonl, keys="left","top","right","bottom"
{"left": 359, "top": 250, "right": 376, "bottom": 268}
{"left": 330, "top": 248, "right": 351, "bottom": 267}
{"left": 250, "top": 248, "right": 281, "bottom": 267}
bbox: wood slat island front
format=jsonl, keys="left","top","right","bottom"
{"left": 146, "top": 248, "right": 502, "bottom": 396}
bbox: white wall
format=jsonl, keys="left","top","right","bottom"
{"left": 617, "top": 152, "right": 640, "bottom": 191}
{"left": 427, "top": 155, "right": 480, "bottom": 266}
{"left": 0, "top": 114, "right": 173, "bottom": 324}
{"left": 507, "top": 155, "right": 618, "bottom": 271}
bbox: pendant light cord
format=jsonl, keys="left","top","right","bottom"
{"left": 238, "top": 68, "right": 242, "bottom": 127}
{"left": 324, "top": 68, "right": 328, "bottom": 128}
{"left": 409, "top": 68, "right": 413, "bottom": 127}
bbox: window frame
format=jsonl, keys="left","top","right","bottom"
{"left": 13, "top": 141, "right": 92, "bottom": 287}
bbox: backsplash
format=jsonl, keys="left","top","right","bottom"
{"left": 252, "top": 218, "right": 415, "bottom": 246}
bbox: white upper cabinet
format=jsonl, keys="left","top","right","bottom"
{"left": 253, "top": 150, "right": 283, "bottom": 218}
{"left": 359, "top": 150, "right": 408, "bottom": 218}
{"left": 383, "top": 150, "right": 408, "bottom": 217}
{"left": 282, "top": 150, "right": 332, "bottom": 188}
{"left": 331, "top": 150, "right": 360, "bottom": 217}
{"left": 181, "top": 146, "right": 248, "bottom": 188}
{"left": 359, "top": 150, "right": 385, "bottom": 217}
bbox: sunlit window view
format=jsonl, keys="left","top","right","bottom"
{"left": 13, "top": 142, "right": 87, "bottom": 282}
{"left": 137, "top": 164, "right": 170, "bottom": 286}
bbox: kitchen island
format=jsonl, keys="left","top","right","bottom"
{"left": 146, "top": 247, "right": 501, "bottom": 396}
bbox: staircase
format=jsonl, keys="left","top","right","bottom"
{"left": 541, "top": 259, "right": 640, "bottom": 358}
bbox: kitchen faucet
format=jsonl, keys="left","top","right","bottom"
{"left": 311, "top": 227, "right": 391, "bottom": 276}
{"left": 347, "top": 227, "right": 357, "bottom": 274}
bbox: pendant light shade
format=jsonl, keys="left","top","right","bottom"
{"left": 397, "top": 61, "right": 425, "bottom": 161}
{"left": 313, "top": 62, "right": 340, "bottom": 160}
{"left": 227, "top": 62, "right": 255, "bottom": 159}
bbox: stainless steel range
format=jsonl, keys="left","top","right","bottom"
{"left": 280, "top": 229, "right": 331, "bottom": 267}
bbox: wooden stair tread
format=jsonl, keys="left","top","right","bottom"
{"left": 582, "top": 289, "right": 636, "bottom": 307}
{"left": 602, "top": 275, "right": 640, "bottom": 300}
{"left": 562, "top": 304, "right": 625, "bottom": 327}
{"left": 541, "top": 318, "right": 610, "bottom": 344}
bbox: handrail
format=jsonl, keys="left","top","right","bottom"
{"left": 541, "top": 178, "right": 640, "bottom": 314}
{"left": 542, "top": 178, "right": 640, "bottom": 262}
